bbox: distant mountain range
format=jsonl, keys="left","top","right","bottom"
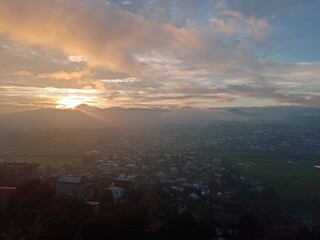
{"left": 0, "top": 105, "right": 319, "bottom": 129}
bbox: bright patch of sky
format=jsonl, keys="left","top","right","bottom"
{"left": 0, "top": 0, "right": 319, "bottom": 113}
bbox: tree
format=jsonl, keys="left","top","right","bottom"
{"left": 27, "top": 216, "right": 45, "bottom": 240}
{"left": 1, "top": 221, "right": 26, "bottom": 240}
{"left": 239, "top": 212, "right": 267, "bottom": 240}
{"left": 8, "top": 179, "right": 55, "bottom": 212}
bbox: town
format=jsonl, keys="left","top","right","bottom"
{"left": 1, "top": 0, "right": 320, "bottom": 239}
{"left": 1, "top": 122, "right": 320, "bottom": 240}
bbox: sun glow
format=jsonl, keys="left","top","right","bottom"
{"left": 56, "top": 96, "right": 84, "bottom": 109}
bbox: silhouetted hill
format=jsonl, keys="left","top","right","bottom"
{"left": 227, "top": 108, "right": 254, "bottom": 116}
{"left": 0, "top": 106, "right": 319, "bottom": 129}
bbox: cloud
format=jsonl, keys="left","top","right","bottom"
{"left": 0, "top": 0, "right": 318, "bottom": 112}
{"left": 36, "top": 69, "right": 94, "bottom": 81}
{"left": 11, "top": 69, "right": 94, "bottom": 81}
{"left": 0, "top": 0, "right": 199, "bottom": 73}
{"left": 221, "top": 0, "right": 311, "bottom": 18}
{"left": 11, "top": 70, "right": 34, "bottom": 78}
{"left": 0, "top": 0, "right": 266, "bottom": 76}
{"left": 0, "top": 85, "right": 103, "bottom": 113}
{"left": 211, "top": 10, "right": 269, "bottom": 40}
{"left": 98, "top": 59, "right": 320, "bottom": 108}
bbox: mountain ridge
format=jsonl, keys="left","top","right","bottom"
{"left": 0, "top": 106, "right": 319, "bottom": 129}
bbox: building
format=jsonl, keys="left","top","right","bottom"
{"left": 0, "top": 162, "right": 39, "bottom": 186}
{"left": 139, "top": 193, "right": 159, "bottom": 218}
{"left": 109, "top": 184, "right": 125, "bottom": 204}
{"left": 0, "top": 186, "right": 16, "bottom": 208}
{"left": 86, "top": 201, "right": 101, "bottom": 216}
{"left": 213, "top": 212, "right": 239, "bottom": 240}
{"left": 55, "top": 175, "right": 89, "bottom": 199}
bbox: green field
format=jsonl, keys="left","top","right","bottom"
{"left": 223, "top": 151, "right": 320, "bottom": 221}
{"left": 0, "top": 145, "right": 135, "bottom": 166}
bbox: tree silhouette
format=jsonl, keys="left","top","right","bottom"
{"left": 27, "top": 216, "right": 45, "bottom": 240}
{"left": 1, "top": 221, "right": 26, "bottom": 240}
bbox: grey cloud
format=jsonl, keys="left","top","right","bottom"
{"left": 223, "top": 0, "right": 312, "bottom": 18}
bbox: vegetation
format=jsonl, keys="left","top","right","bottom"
{"left": 225, "top": 151, "right": 320, "bottom": 221}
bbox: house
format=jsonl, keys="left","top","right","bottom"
{"left": 139, "top": 193, "right": 159, "bottom": 218}
{"left": 156, "top": 171, "right": 166, "bottom": 180}
{"left": 170, "top": 166, "right": 178, "bottom": 175}
{"left": 160, "top": 179, "right": 176, "bottom": 187}
{"left": 109, "top": 184, "right": 125, "bottom": 204}
{"left": 0, "top": 162, "right": 39, "bottom": 186}
{"left": 132, "top": 175, "right": 153, "bottom": 189}
{"left": 176, "top": 178, "right": 187, "bottom": 184}
{"left": 86, "top": 201, "right": 100, "bottom": 216}
{"left": 55, "top": 175, "right": 89, "bottom": 199}
{"left": 125, "top": 163, "right": 136, "bottom": 173}
{"left": 114, "top": 178, "right": 133, "bottom": 189}
{"left": 88, "top": 177, "right": 112, "bottom": 200}
{"left": 213, "top": 212, "right": 239, "bottom": 240}
{"left": 0, "top": 186, "right": 16, "bottom": 208}
{"left": 98, "top": 162, "right": 117, "bottom": 179}
{"left": 170, "top": 197, "right": 187, "bottom": 215}
{"left": 188, "top": 193, "right": 200, "bottom": 201}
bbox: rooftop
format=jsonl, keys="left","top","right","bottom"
{"left": 57, "top": 175, "right": 84, "bottom": 184}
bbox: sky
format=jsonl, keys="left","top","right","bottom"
{"left": 0, "top": 0, "right": 319, "bottom": 113}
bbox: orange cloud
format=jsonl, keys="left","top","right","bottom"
{"left": 11, "top": 70, "right": 33, "bottom": 77}
{"left": 0, "top": 0, "right": 200, "bottom": 74}
{"left": 37, "top": 69, "right": 94, "bottom": 81}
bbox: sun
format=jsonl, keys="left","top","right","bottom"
{"left": 56, "top": 96, "right": 83, "bottom": 109}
